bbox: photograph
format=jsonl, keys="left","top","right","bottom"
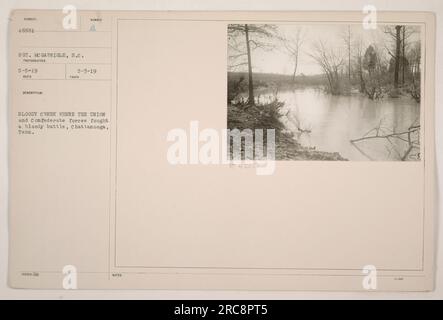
{"left": 227, "top": 23, "right": 422, "bottom": 161}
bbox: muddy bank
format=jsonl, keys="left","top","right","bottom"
{"left": 227, "top": 101, "right": 347, "bottom": 161}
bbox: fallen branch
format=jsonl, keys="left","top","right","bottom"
{"left": 350, "top": 122, "right": 420, "bottom": 161}
{"left": 350, "top": 127, "right": 419, "bottom": 143}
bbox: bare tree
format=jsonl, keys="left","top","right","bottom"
{"left": 394, "top": 25, "right": 402, "bottom": 89}
{"left": 407, "top": 41, "right": 421, "bottom": 102}
{"left": 309, "top": 40, "right": 345, "bottom": 95}
{"left": 353, "top": 36, "right": 366, "bottom": 93}
{"left": 402, "top": 26, "right": 406, "bottom": 84}
{"left": 400, "top": 26, "right": 417, "bottom": 84}
{"left": 408, "top": 41, "right": 421, "bottom": 78}
{"left": 282, "top": 27, "right": 305, "bottom": 82}
{"left": 227, "top": 24, "right": 277, "bottom": 106}
{"left": 383, "top": 25, "right": 404, "bottom": 90}
{"left": 244, "top": 24, "right": 254, "bottom": 105}
{"left": 341, "top": 25, "right": 352, "bottom": 83}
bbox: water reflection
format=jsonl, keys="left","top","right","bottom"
{"left": 259, "top": 88, "right": 420, "bottom": 161}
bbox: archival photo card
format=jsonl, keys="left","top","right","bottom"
{"left": 7, "top": 10, "right": 436, "bottom": 291}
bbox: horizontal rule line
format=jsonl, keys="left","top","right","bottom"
{"left": 21, "top": 78, "right": 111, "bottom": 81}
{"left": 19, "top": 46, "right": 111, "bottom": 49}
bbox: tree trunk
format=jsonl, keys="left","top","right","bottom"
{"left": 394, "top": 25, "right": 401, "bottom": 89}
{"left": 292, "top": 53, "right": 298, "bottom": 82}
{"left": 348, "top": 25, "right": 351, "bottom": 83}
{"left": 402, "top": 26, "right": 406, "bottom": 85}
{"left": 358, "top": 58, "right": 365, "bottom": 93}
{"left": 245, "top": 24, "right": 254, "bottom": 106}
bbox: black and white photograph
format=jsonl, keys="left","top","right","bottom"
{"left": 227, "top": 24, "right": 422, "bottom": 161}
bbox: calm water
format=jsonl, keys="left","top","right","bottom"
{"left": 258, "top": 88, "right": 420, "bottom": 161}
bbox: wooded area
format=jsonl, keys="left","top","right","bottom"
{"left": 228, "top": 24, "right": 421, "bottom": 103}
{"left": 227, "top": 24, "right": 421, "bottom": 161}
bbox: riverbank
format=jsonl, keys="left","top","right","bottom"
{"left": 227, "top": 101, "right": 347, "bottom": 161}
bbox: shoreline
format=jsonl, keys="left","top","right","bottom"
{"left": 227, "top": 101, "right": 347, "bottom": 161}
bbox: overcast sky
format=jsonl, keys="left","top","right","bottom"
{"left": 229, "top": 24, "right": 421, "bottom": 76}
